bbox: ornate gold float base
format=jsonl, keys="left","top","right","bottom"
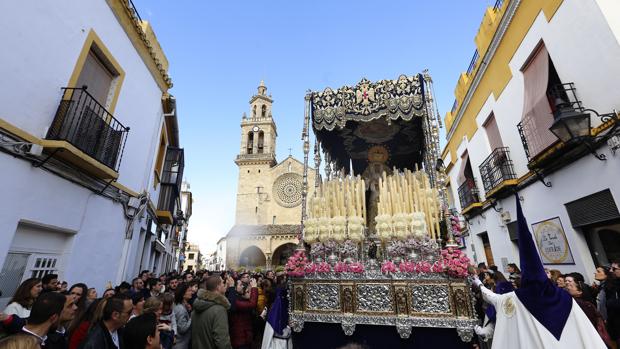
{"left": 289, "top": 273, "right": 477, "bottom": 341}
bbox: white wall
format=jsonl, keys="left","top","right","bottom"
{"left": 0, "top": 157, "right": 128, "bottom": 291}
{"left": 446, "top": 0, "right": 620, "bottom": 283}
{"left": 0, "top": 0, "right": 169, "bottom": 291}
{"left": 0, "top": 0, "right": 164, "bottom": 193}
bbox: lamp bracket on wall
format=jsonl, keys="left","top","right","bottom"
{"left": 533, "top": 169, "right": 552, "bottom": 188}
{"left": 489, "top": 199, "right": 502, "bottom": 213}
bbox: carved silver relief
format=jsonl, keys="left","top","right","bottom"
{"left": 456, "top": 327, "right": 474, "bottom": 342}
{"left": 356, "top": 284, "right": 393, "bottom": 312}
{"left": 307, "top": 284, "right": 340, "bottom": 310}
{"left": 410, "top": 284, "right": 450, "bottom": 313}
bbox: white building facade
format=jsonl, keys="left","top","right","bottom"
{"left": 216, "top": 237, "right": 227, "bottom": 271}
{"left": 442, "top": 0, "right": 620, "bottom": 283}
{"left": 0, "top": 0, "right": 188, "bottom": 302}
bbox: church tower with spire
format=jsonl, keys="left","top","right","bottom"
{"left": 227, "top": 81, "right": 316, "bottom": 269}
{"left": 234, "top": 81, "right": 278, "bottom": 224}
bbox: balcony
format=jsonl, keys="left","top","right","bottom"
{"left": 458, "top": 178, "right": 482, "bottom": 216}
{"left": 45, "top": 87, "right": 129, "bottom": 178}
{"left": 156, "top": 147, "right": 184, "bottom": 224}
{"left": 479, "top": 147, "right": 517, "bottom": 198}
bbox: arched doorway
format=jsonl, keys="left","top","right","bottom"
{"left": 272, "top": 243, "right": 297, "bottom": 268}
{"left": 239, "top": 246, "right": 266, "bottom": 269}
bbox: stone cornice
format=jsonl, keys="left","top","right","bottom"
{"left": 106, "top": 0, "right": 173, "bottom": 91}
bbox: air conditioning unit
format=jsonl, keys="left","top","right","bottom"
{"left": 500, "top": 211, "right": 511, "bottom": 224}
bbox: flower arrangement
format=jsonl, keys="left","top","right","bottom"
{"left": 323, "top": 239, "right": 337, "bottom": 252}
{"left": 450, "top": 214, "right": 463, "bottom": 237}
{"left": 316, "top": 261, "right": 331, "bottom": 273}
{"left": 334, "top": 261, "right": 348, "bottom": 273}
{"left": 310, "top": 242, "right": 325, "bottom": 256}
{"left": 381, "top": 260, "right": 397, "bottom": 274}
{"left": 304, "top": 261, "right": 331, "bottom": 274}
{"left": 348, "top": 262, "right": 365, "bottom": 273}
{"left": 386, "top": 240, "right": 406, "bottom": 257}
{"left": 440, "top": 247, "right": 470, "bottom": 278}
{"left": 339, "top": 239, "right": 358, "bottom": 256}
{"left": 286, "top": 250, "right": 308, "bottom": 277}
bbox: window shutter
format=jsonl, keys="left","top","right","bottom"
{"left": 565, "top": 189, "right": 620, "bottom": 227}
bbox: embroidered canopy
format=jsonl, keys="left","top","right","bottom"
{"left": 309, "top": 74, "right": 430, "bottom": 175}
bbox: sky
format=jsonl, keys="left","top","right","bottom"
{"left": 133, "top": 0, "right": 497, "bottom": 254}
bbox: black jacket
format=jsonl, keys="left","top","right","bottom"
{"left": 44, "top": 328, "right": 68, "bottom": 349}
{"left": 79, "top": 322, "right": 123, "bottom": 349}
{"left": 606, "top": 278, "right": 620, "bottom": 339}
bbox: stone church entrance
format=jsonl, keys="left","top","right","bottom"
{"left": 239, "top": 246, "right": 266, "bottom": 269}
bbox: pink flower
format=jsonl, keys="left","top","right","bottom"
{"left": 334, "top": 262, "right": 347, "bottom": 273}
{"left": 381, "top": 261, "right": 397, "bottom": 274}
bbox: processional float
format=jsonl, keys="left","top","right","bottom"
{"left": 287, "top": 73, "right": 477, "bottom": 342}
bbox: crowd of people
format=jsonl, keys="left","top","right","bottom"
{"left": 472, "top": 261, "right": 620, "bottom": 348}
{"left": 2, "top": 260, "right": 619, "bottom": 349}
{"left": 0, "top": 268, "right": 290, "bottom": 349}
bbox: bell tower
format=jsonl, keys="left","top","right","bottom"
{"left": 234, "top": 81, "right": 278, "bottom": 224}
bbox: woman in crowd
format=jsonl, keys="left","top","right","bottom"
{"left": 86, "top": 288, "right": 97, "bottom": 303}
{"left": 593, "top": 266, "right": 610, "bottom": 321}
{"left": 230, "top": 279, "right": 258, "bottom": 349}
{"left": 549, "top": 269, "right": 562, "bottom": 285}
{"left": 143, "top": 296, "right": 173, "bottom": 349}
{"left": 506, "top": 263, "right": 521, "bottom": 284}
{"left": 566, "top": 280, "right": 613, "bottom": 347}
{"left": 68, "top": 299, "right": 101, "bottom": 349}
{"left": 3, "top": 278, "right": 42, "bottom": 318}
{"left": 172, "top": 284, "right": 192, "bottom": 349}
{"left": 131, "top": 292, "right": 146, "bottom": 320}
{"left": 102, "top": 288, "right": 115, "bottom": 298}
{"left": 67, "top": 283, "right": 88, "bottom": 328}
{"left": 159, "top": 293, "right": 177, "bottom": 349}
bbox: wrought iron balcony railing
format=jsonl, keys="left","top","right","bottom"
{"left": 517, "top": 82, "right": 583, "bottom": 162}
{"left": 157, "top": 183, "right": 179, "bottom": 217}
{"left": 47, "top": 87, "right": 129, "bottom": 171}
{"left": 479, "top": 147, "right": 517, "bottom": 193}
{"left": 161, "top": 146, "right": 184, "bottom": 192}
{"left": 458, "top": 178, "right": 481, "bottom": 210}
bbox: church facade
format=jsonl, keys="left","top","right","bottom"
{"left": 224, "top": 82, "right": 315, "bottom": 270}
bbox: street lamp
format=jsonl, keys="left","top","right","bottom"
{"left": 549, "top": 109, "right": 591, "bottom": 143}
{"left": 547, "top": 83, "right": 619, "bottom": 161}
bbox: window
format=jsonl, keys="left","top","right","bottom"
{"left": 75, "top": 50, "right": 115, "bottom": 106}
{"left": 483, "top": 113, "right": 503, "bottom": 151}
{"left": 28, "top": 255, "right": 59, "bottom": 279}
{"left": 519, "top": 43, "right": 562, "bottom": 158}
{"left": 188, "top": 253, "right": 195, "bottom": 260}
{"left": 257, "top": 131, "right": 264, "bottom": 153}
{"left": 153, "top": 126, "right": 168, "bottom": 185}
{"left": 247, "top": 132, "right": 254, "bottom": 154}
{"left": 253, "top": 105, "right": 257, "bottom": 118}
{"left": 273, "top": 216, "right": 276, "bottom": 224}
{"left": 456, "top": 152, "right": 474, "bottom": 186}
{"left": 261, "top": 105, "right": 267, "bottom": 118}
{"left": 67, "top": 30, "right": 125, "bottom": 113}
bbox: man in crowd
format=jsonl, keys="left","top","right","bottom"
{"left": 167, "top": 277, "right": 179, "bottom": 295}
{"left": 192, "top": 275, "right": 232, "bottom": 349}
{"left": 42, "top": 274, "right": 60, "bottom": 293}
{"left": 81, "top": 294, "right": 132, "bottom": 349}
{"left": 45, "top": 293, "right": 78, "bottom": 349}
{"left": 145, "top": 279, "right": 163, "bottom": 300}
{"left": 131, "top": 277, "right": 144, "bottom": 296}
{"left": 123, "top": 313, "right": 161, "bottom": 349}
{"left": 0, "top": 292, "right": 66, "bottom": 346}
{"left": 139, "top": 271, "right": 150, "bottom": 284}
{"left": 607, "top": 261, "right": 620, "bottom": 345}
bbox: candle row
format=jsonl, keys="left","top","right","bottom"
{"left": 376, "top": 168, "right": 441, "bottom": 240}
{"left": 308, "top": 175, "right": 366, "bottom": 222}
